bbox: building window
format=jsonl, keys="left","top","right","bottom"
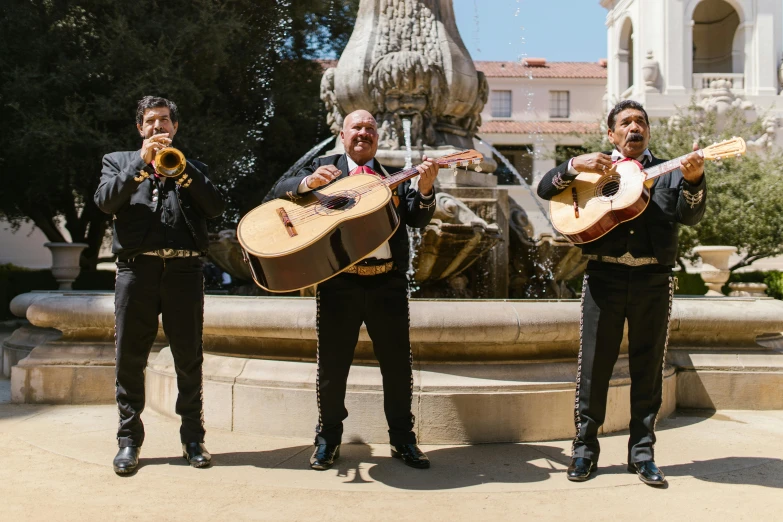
{"left": 549, "top": 91, "right": 570, "bottom": 119}
{"left": 491, "top": 90, "right": 512, "bottom": 118}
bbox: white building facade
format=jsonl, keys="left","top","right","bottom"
{"left": 603, "top": 0, "right": 783, "bottom": 121}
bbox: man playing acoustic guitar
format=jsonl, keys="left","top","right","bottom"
{"left": 537, "top": 100, "right": 707, "bottom": 486}
{"left": 273, "top": 109, "right": 439, "bottom": 471}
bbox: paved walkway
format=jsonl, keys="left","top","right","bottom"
{"left": 1, "top": 377, "right": 782, "bottom": 521}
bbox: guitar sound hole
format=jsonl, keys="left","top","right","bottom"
{"left": 315, "top": 190, "right": 361, "bottom": 215}
{"left": 601, "top": 180, "right": 620, "bottom": 197}
{"left": 325, "top": 196, "right": 353, "bottom": 210}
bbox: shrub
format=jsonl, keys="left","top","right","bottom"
{"left": 763, "top": 271, "right": 783, "bottom": 300}
{"left": 0, "top": 265, "right": 114, "bottom": 320}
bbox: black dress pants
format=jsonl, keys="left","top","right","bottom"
{"left": 114, "top": 256, "right": 206, "bottom": 448}
{"left": 572, "top": 261, "right": 673, "bottom": 464}
{"left": 314, "top": 270, "right": 416, "bottom": 446}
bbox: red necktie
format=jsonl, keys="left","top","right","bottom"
{"left": 350, "top": 165, "right": 377, "bottom": 177}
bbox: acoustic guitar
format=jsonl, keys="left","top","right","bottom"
{"left": 549, "top": 137, "right": 746, "bottom": 244}
{"left": 237, "top": 150, "right": 484, "bottom": 292}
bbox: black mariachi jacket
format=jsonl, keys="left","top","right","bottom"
{"left": 272, "top": 153, "right": 436, "bottom": 275}
{"left": 94, "top": 151, "right": 225, "bottom": 258}
{"left": 537, "top": 152, "right": 707, "bottom": 267}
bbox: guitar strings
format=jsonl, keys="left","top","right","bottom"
{"left": 283, "top": 182, "right": 384, "bottom": 221}
{"left": 562, "top": 159, "right": 700, "bottom": 201}
{"left": 282, "top": 177, "right": 394, "bottom": 223}
{"left": 276, "top": 156, "right": 477, "bottom": 224}
{"left": 282, "top": 164, "right": 437, "bottom": 222}
{"left": 280, "top": 165, "right": 426, "bottom": 220}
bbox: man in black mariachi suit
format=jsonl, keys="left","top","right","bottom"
{"left": 537, "top": 100, "right": 707, "bottom": 486}
{"left": 95, "top": 96, "right": 225, "bottom": 475}
{"left": 273, "top": 109, "right": 438, "bottom": 471}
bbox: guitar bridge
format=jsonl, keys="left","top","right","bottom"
{"left": 277, "top": 207, "right": 298, "bottom": 237}
{"left": 572, "top": 187, "right": 579, "bottom": 218}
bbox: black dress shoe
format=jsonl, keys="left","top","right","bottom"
{"left": 310, "top": 444, "right": 340, "bottom": 470}
{"left": 113, "top": 446, "right": 140, "bottom": 475}
{"left": 182, "top": 442, "right": 212, "bottom": 468}
{"left": 391, "top": 444, "right": 430, "bottom": 469}
{"left": 628, "top": 460, "right": 666, "bottom": 486}
{"left": 566, "top": 457, "right": 596, "bottom": 482}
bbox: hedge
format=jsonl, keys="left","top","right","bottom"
{"left": 0, "top": 264, "right": 115, "bottom": 320}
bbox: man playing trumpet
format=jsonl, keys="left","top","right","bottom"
{"left": 95, "top": 96, "right": 225, "bottom": 475}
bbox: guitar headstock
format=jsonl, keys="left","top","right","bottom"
{"left": 435, "top": 149, "right": 484, "bottom": 169}
{"left": 702, "top": 137, "right": 746, "bottom": 161}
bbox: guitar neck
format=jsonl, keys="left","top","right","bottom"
{"left": 384, "top": 166, "right": 423, "bottom": 190}
{"left": 643, "top": 150, "right": 705, "bottom": 181}
{"left": 380, "top": 149, "right": 483, "bottom": 188}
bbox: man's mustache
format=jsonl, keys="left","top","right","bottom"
{"left": 627, "top": 133, "right": 644, "bottom": 142}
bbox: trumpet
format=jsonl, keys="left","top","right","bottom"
{"left": 155, "top": 146, "right": 187, "bottom": 177}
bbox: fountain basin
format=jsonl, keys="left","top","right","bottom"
{"left": 7, "top": 292, "right": 783, "bottom": 443}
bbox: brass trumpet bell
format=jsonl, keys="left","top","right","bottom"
{"left": 155, "top": 147, "right": 187, "bottom": 177}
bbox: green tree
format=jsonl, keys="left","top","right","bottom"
{"left": 581, "top": 104, "right": 783, "bottom": 270}
{"left": 0, "top": 0, "right": 358, "bottom": 269}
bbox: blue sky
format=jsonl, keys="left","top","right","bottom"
{"left": 452, "top": 0, "right": 608, "bottom": 62}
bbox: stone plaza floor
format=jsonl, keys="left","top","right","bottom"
{"left": 1, "top": 375, "right": 782, "bottom": 521}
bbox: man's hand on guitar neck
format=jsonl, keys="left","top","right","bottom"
{"left": 416, "top": 155, "right": 438, "bottom": 196}
{"left": 571, "top": 152, "right": 614, "bottom": 174}
{"left": 305, "top": 165, "right": 342, "bottom": 189}
{"left": 680, "top": 143, "right": 705, "bottom": 184}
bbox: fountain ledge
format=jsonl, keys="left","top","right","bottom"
{"left": 6, "top": 293, "right": 783, "bottom": 443}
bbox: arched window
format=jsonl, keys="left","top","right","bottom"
{"left": 618, "top": 18, "right": 634, "bottom": 95}
{"left": 692, "top": 0, "right": 740, "bottom": 74}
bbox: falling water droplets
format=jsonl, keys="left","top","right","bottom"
{"left": 402, "top": 118, "right": 413, "bottom": 170}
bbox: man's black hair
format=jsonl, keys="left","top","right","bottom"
{"left": 607, "top": 100, "right": 648, "bottom": 130}
{"left": 136, "top": 96, "right": 179, "bottom": 126}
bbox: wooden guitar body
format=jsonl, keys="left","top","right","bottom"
{"left": 549, "top": 160, "right": 650, "bottom": 244}
{"left": 237, "top": 174, "right": 399, "bottom": 292}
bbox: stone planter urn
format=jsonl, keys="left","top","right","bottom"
{"left": 642, "top": 50, "right": 660, "bottom": 93}
{"left": 44, "top": 242, "right": 88, "bottom": 290}
{"left": 693, "top": 245, "right": 737, "bottom": 296}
